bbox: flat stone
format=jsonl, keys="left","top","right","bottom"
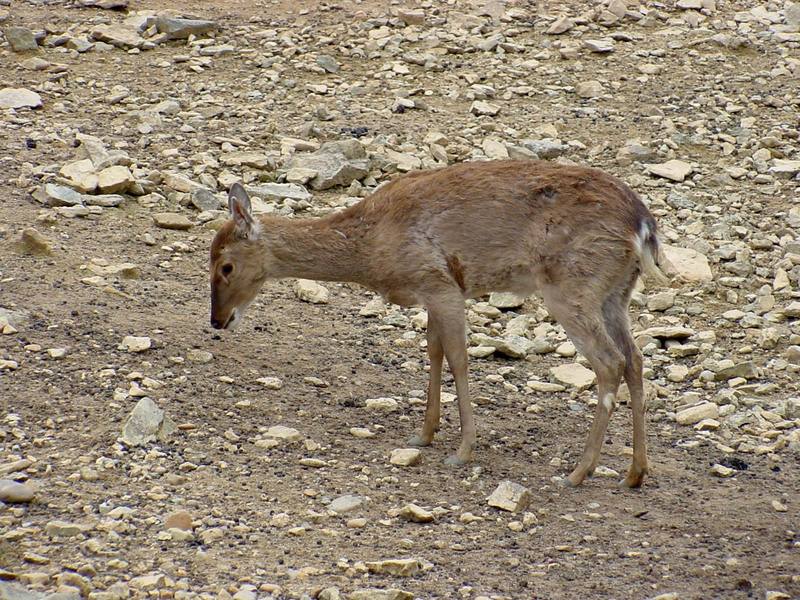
{"left": 3, "top": 27, "right": 38, "bottom": 52}
{"left": 155, "top": 16, "right": 217, "bottom": 40}
{"left": 329, "top": 494, "right": 363, "bottom": 514}
{"left": 349, "top": 591, "right": 412, "bottom": 600}
{"left": 286, "top": 144, "right": 369, "bottom": 191}
{"left": 60, "top": 159, "right": 99, "bottom": 193}
{"left": 84, "top": 194, "right": 125, "bottom": 207}
{"left": 221, "top": 151, "right": 275, "bottom": 170}
{"left": 293, "top": 279, "right": 329, "bottom": 304}
{"left": 153, "top": 212, "right": 193, "bottom": 230}
{"left": 487, "top": 480, "right": 531, "bottom": 513}
{"left": 264, "top": 425, "right": 302, "bottom": 443}
{"left": 549, "top": 363, "right": 596, "bottom": 390}
{"left": 784, "top": 301, "right": 800, "bottom": 318}
{"left": 576, "top": 80, "right": 605, "bottom": 99}
{"left": 164, "top": 510, "right": 193, "bottom": 531}
{"left": 45, "top": 520, "right": 85, "bottom": 537}
{"left": 90, "top": 24, "right": 144, "bottom": 49}
{"left": 638, "top": 326, "right": 695, "bottom": 339}
{"left": 675, "top": 402, "right": 719, "bottom": 425}
{"left": 646, "top": 160, "right": 693, "bottom": 182}
{"left": 316, "top": 54, "right": 340, "bottom": 73}
{"left": 18, "top": 228, "right": 52, "bottom": 255}
{"left": 547, "top": 16, "right": 575, "bottom": 34}
{"left": 715, "top": 361, "right": 758, "bottom": 381}
{"left": 489, "top": 292, "right": 526, "bottom": 309}
{"left": 383, "top": 148, "right": 422, "bottom": 172}
{"left": 471, "top": 333, "right": 534, "bottom": 359}
{"left": 0, "top": 87, "right": 42, "bottom": 109}
{"left": 119, "top": 335, "right": 151, "bottom": 352}
{"left": 0, "top": 479, "right": 35, "bottom": 503}
{"left": 245, "top": 183, "right": 311, "bottom": 202}
{"left": 709, "top": 464, "right": 735, "bottom": 477}
{"left": 187, "top": 349, "right": 213, "bottom": 363}
{"left": 769, "top": 159, "right": 800, "bottom": 178}
{"left": 32, "top": 183, "right": 83, "bottom": 207}
{"left": 0, "top": 581, "right": 43, "bottom": 600}
{"left": 398, "top": 503, "right": 434, "bottom": 523}
{"left": 660, "top": 245, "right": 712, "bottom": 282}
{"left": 97, "top": 165, "right": 133, "bottom": 194}
{"left": 163, "top": 172, "right": 203, "bottom": 193}
{"left": 365, "top": 559, "right": 421, "bottom": 577}
{"left": 365, "top": 397, "right": 399, "bottom": 411}
{"left": 470, "top": 100, "right": 501, "bottom": 116}
{"left": 584, "top": 38, "right": 615, "bottom": 53}
{"left": 389, "top": 448, "right": 421, "bottom": 466}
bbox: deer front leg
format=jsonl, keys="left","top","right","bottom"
{"left": 408, "top": 321, "right": 443, "bottom": 447}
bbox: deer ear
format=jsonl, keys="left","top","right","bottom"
{"left": 229, "top": 183, "right": 258, "bottom": 239}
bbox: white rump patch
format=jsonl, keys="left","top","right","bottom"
{"left": 602, "top": 393, "right": 615, "bottom": 412}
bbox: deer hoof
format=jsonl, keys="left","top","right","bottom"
{"left": 407, "top": 434, "right": 432, "bottom": 447}
{"left": 443, "top": 454, "right": 467, "bottom": 466}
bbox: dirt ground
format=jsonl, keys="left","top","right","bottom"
{"left": 1, "top": 1, "right": 798, "bottom": 599}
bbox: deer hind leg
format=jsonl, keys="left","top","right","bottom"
{"left": 542, "top": 288, "right": 625, "bottom": 487}
{"left": 603, "top": 276, "right": 649, "bottom": 488}
{"left": 408, "top": 320, "right": 443, "bottom": 448}
{"left": 426, "top": 292, "right": 475, "bottom": 466}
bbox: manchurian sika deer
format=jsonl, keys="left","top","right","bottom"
{"left": 209, "top": 159, "right": 668, "bottom": 488}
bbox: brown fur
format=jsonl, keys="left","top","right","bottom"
{"left": 209, "top": 160, "right": 668, "bottom": 486}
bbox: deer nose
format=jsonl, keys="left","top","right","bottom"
{"left": 210, "top": 317, "right": 222, "bottom": 329}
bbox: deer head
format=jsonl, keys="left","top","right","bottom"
{"left": 209, "top": 184, "right": 267, "bottom": 330}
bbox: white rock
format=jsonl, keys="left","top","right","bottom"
{"left": 470, "top": 100, "right": 501, "bottom": 116}
{"left": 549, "top": 363, "right": 596, "bottom": 390}
{"left": 489, "top": 291, "right": 525, "bottom": 308}
{"left": 487, "top": 480, "right": 531, "bottom": 513}
{"left": 365, "top": 397, "right": 399, "bottom": 411}
{"left": 576, "top": 80, "right": 604, "bottom": 99}
{"left": 389, "top": 448, "right": 421, "bottom": 466}
{"left": 0, "top": 479, "right": 35, "bottom": 503}
{"left": 329, "top": 494, "right": 363, "bottom": 514}
{"left": 119, "top": 336, "right": 151, "bottom": 352}
{"left": 675, "top": 402, "right": 719, "bottom": 425}
{"left": 264, "top": 425, "right": 302, "bottom": 443}
{"left": 293, "top": 279, "right": 329, "bottom": 304}
{"left": 0, "top": 87, "right": 42, "bottom": 109}
{"left": 122, "top": 398, "right": 175, "bottom": 446}
{"left": 646, "top": 160, "right": 693, "bottom": 182}
{"left": 660, "top": 245, "right": 713, "bottom": 282}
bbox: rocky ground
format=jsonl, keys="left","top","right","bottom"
{"left": 1, "top": 0, "right": 799, "bottom": 599}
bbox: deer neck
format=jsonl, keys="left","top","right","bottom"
{"left": 259, "top": 213, "right": 366, "bottom": 283}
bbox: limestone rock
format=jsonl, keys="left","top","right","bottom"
{"left": 329, "top": 495, "right": 363, "bottom": 514}
{"left": 119, "top": 335, "right": 151, "bottom": 352}
{"left": 121, "top": 397, "right": 175, "bottom": 446}
{"left": 398, "top": 503, "right": 434, "bottom": 523}
{"left": 489, "top": 292, "right": 526, "bottom": 309}
{"left": 365, "top": 559, "right": 421, "bottom": 577}
{"left": 660, "top": 245, "right": 713, "bottom": 282}
{"left": 245, "top": 183, "right": 311, "bottom": 202}
{"left": 293, "top": 279, "right": 329, "bottom": 304}
{"left": 32, "top": 183, "right": 83, "bottom": 207}
{"left": 153, "top": 212, "right": 193, "bottom": 230}
{"left": 97, "top": 165, "right": 134, "bottom": 194}
{"left": 18, "top": 228, "right": 52, "bottom": 255}
{"left": 487, "top": 480, "right": 531, "bottom": 513}
{"left": 155, "top": 16, "right": 217, "bottom": 40}
{"left": 675, "top": 402, "right": 719, "bottom": 425}
{"left": 349, "top": 590, "right": 412, "bottom": 600}
{"left": 286, "top": 142, "right": 369, "bottom": 191}
{"left": 389, "top": 448, "right": 421, "bottom": 466}
{"left": 0, "top": 479, "right": 35, "bottom": 503}
{"left": 549, "top": 363, "right": 596, "bottom": 390}
{"left": 90, "top": 24, "right": 145, "bottom": 49}
{"left": 3, "top": 27, "right": 38, "bottom": 52}
{"left": 646, "top": 160, "right": 693, "bottom": 182}
{"left": 264, "top": 425, "right": 302, "bottom": 443}
{"left": 576, "top": 80, "right": 604, "bottom": 99}
{"left": 470, "top": 100, "right": 501, "bottom": 116}
{"left": 60, "top": 159, "right": 99, "bottom": 193}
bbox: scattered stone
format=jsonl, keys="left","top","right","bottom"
{"left": 0, "top": 479, "right": 34, "bottom": 503}
{"left": 487, "top": 480, "right": 531, "bottom": 513}
{"left": 646, "top": 160, "right": 693, "bottom": 182}
{"left": 349, "top": 590, "right": 412, "bottom": 600}
{"left": 60, "top": 159, "right": 99, "bottom": 193}
{"left": 365, "top": 559, "right": 421, "bottom": 577}
{"left": 709, "top": 464, "right": 736, "bottom": 477}
{"left": 90, "top": 24, "right": 145, "bottom": 49}
{"left": 316, "top": 54, "right": 340, "bottom": 73}
{"left": 264, "top": 425, "right": 302, "bottom": 443}
{"left": 32, "top": 183, "right": 83, "bottom": 207}
{"left": 389, "top": 448, "right": 421, "bottom": 466}
{"left": 584, "top": 38, "right": 615, "bottom": 53}
{"left": 156, "top": 16, "right": 217, "bottom": 40}
{"left": 44, "top": 520, "right": 85, "bottom": 537}
{"left": 470, "top": 100, "right": 501, "bottom": 116}
{"left": 18, "top": 228, "right": 52, "bottom": 255}
{"left": 576, "top": 80, "right": 604, "bottom": 99}
{"left": 121, "top": 397, "right": 175, "bottom": 446}
{"left": 365, "top": 397, "right": 399, "bottom": 411}
{"left": 547, "top": 16, "right": 575, "bottom": 35}
{"left": 245, "top": 183, "right": 311, "bottom": 202}
{"left": 329, "top": 494, "right": 363, "bottom": 514}
{"left": 398, "top": 503, "right": 434, "bottom": 523}
{"left": 675, "top": 402, "right": 719, "bottom": 425}
{"left": 286, "top": 141, "right": 369, "bottom": 190}
{"left": 97, "top": 165, "right": 134, "bottom": 194}
{"left": 489, "top": 292, "right": 525, "bottom": 309}
{"left": 293, "top": 279, "right": 329, "bottom": 304}
{"left": 119, "top": 335, "right": 151, "bottom": 352}
{"left": 164, "top": 510, "right": 192, "bottom": 531}
{"left": 660, "top": 245, "right": 713, "bottom": 282}
{"left": 549, "top": 363, "right": 596, "bottom": 390}
{"left": 152, "top": 212, "right": 193, "bottom": 230}
{"left": 3, "top": 26, "right": 38, "bottom": 52}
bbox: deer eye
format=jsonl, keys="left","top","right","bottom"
{"left": 221, "top": 264, "right": 234, "bottom": 276}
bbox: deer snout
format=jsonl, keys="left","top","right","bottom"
{"left": 210, "top": 316, "right": 224, "bottom": 329}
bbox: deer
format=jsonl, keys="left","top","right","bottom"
{"left": 209, "top": 159, "right": 668, "bottom": 488}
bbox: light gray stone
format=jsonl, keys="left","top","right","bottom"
{"left": 549, "top": 363, "right": 596, "bottom": 389}
{"left": 329, "top": 494, "right": 363, "bottom": 514}
{"left": 32, "top": 184, "right": 83, "bottom": 207}
{"left": 676, "top": 402, "right": 719, "bottom": 425}
{"left": 487, "top": 480, "right": 531, "bottom": 512}
{"left": 153, "top": 212, "right": 193, "bottom": 230}
{"left": 0, "top": 87, "right": 42, "bottom": 109}
{"left": 0, "top": 479, "right": 34, "bottom": 503}
{"left": 293, "top": 279, "right": 329, "bottom": 304}
{"left": 660, "top": 245, "right": 712, "bottom": 282}
{"left": 3, "top": 26, "right": 38, "bottom": 52}
{"left": 155, "top": 16, "right": 217, "bottom": 40}
{"left": 245, "top": 183, "right": 311, "bottom": 202}
{"left": 646, "top": 160, "right": 693, "bottom": 182}
{"left": 121, "top": 397, "right": 175, "bottom": 446}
